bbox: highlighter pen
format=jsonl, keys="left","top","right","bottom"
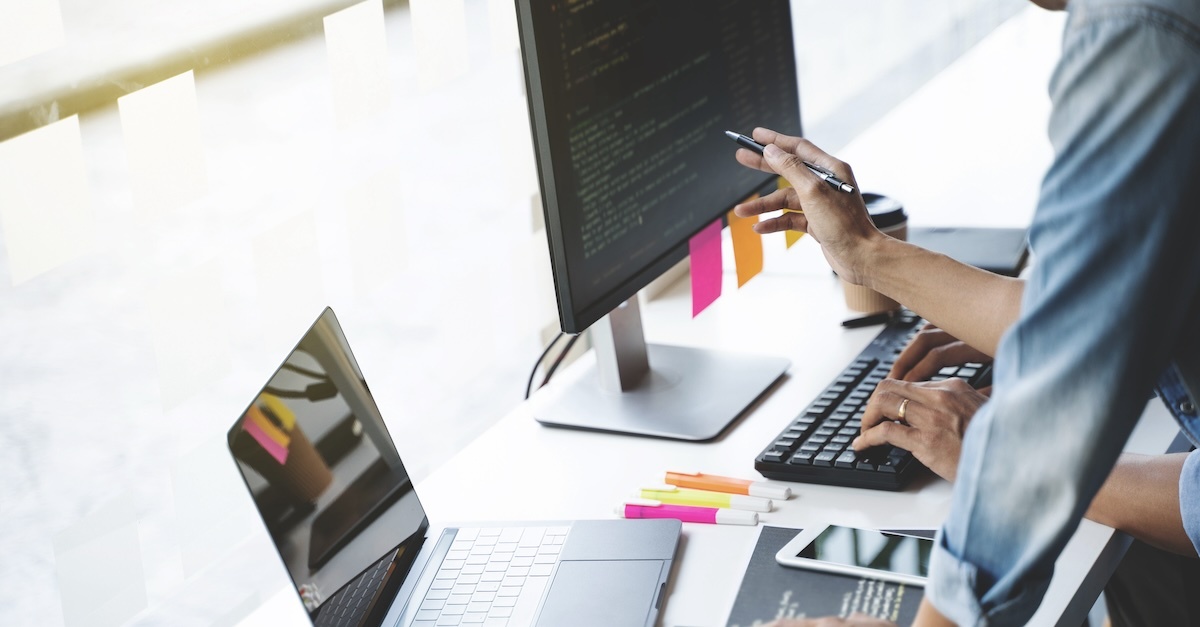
{"left": 724, "top": 130, "right": 855, "bottom": 194}
{"left": 640, "top": 484, "right": 773, "bottom": 512}
{"left": 616, "top": 499, "right": 759, "bottom": 526}
{"left": 666, "top": 470, "right": 792, "bottom": 500}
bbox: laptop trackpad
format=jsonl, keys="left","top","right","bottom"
{"left": 535, "top": 560, "right": 664, "bottom": 627}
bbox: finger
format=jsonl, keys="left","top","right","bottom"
{"left": 762, "top": 143, "right": 829, "bottom": 198}
{"left": 852, "top": 419, "right": 919, "bottom": 453}
{"left": 904, "top": 343, "right": 993, "bottom": 382}
{"left": 978, "top": 385, "right": 993, "bottom": 397}
{"left": 861, "top": 380, "right": 912, "bottom": 432}
{"left": 753, "top": 211, "right": 809, "bottom": 235}
{"left": 888, "top": 326, "right": 955, "bottom": 380}
{"left": 734, "top": 146, "right": 771, "bottom": 174}
{"left": 754, "top": 127, "right": 852, "bottom": 180}
{"left": 733, "top": 187, "right": 800, "bottom": 218}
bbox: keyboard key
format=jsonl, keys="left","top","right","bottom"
{"left": 436, "top": 615, "right": 462, "bottom": 626}
{"left": 447, "top": 550, "right": 469, "bottom": 561}
{"left": 462, "top": 613, "right": 487, "bottom": 624}
{"left": 511, "top": 556, "right": 534, "bottom": 567}
{"left": 835, "top": 450, "right": 857, "bottom": 469}
{"left": 814, "top": 451, "right": 838, "bottom": 466}
{"left": 799, "top": 441, "right": 822, "bottom": 453}
{"left": 471, "top": 590, "right": 496, "bottom": 603}
{"left": 420, "top": 599, "right": 446, "bottom": 611}
{"left": 416, "top": 609, "right": 440, "bottom": 621}
{"left": 938, "top": 366, "right": 959, "bottom": 376}
{"left": 477, "top": 581, "right": 501, "bottom": 592}
{"left": 457, "top": 528, "right": 480, "bottom": 541}
{"left": 514, "top": 547, "right": 536, "bottom": 558}
{"left": 530, "top": 564, "right": 554, "bottom": 576}
{"left": 518, "top": 528, "right": 545, "bottom": 548}
{"left": 489, "top": 607, "right": 514, "bottom": 619}
{"left": 788, "top": 451, "right": 814, "bottom": 465}
{"left": 499, "top": 529, "right": 522, "bottom": 543}
{"left": 480, "top": 528, "right": 502, "bottom": 537}
{"left": 497, "top": 586, "right": 521, "bottom": 597}
{"left": 452, "top": 584, "right": 475, "bottom": 595}
{"left": 508, "top": 566, "right": 530, "bottom": 577}
{"left": 443, "top": 604, "right": 468, "bottom": 616}
{"left": 427, "top": 588, "right": 451, "bottom": 600}
{"left": 502, "top": 576, "right": 526, "bottom": 587}
{"left": 459, "top": 574, "right": 481, "bottom": 585}
{"left": 856, "top": 460, "right": 876, "bottom": 472}
{"left": 494, "top": 596, "right": 518, "bottom": 608}
{"left": 763, "top": 451, "right": 785, "bottom": 463}
{"left": 462, "top": 564, "right": 485, "bottom": 575}
{"left": 838, "top": 427, "right": 859, "bottom": 437}
{"left": 448, "top": 594, "right": 472, "bottom": 605}
{"left": 481, "top": 572, "right": 504, "bottom": 583}
{"left": 467, "top": 601, "right": 491, "bottom": 614}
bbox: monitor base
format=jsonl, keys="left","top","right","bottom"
{"left": 530, "top": 344, "right": 788, "bottom": 441}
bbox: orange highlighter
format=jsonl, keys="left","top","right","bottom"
{"left": 666, "top": 471, "right": 791, "bottom": 500}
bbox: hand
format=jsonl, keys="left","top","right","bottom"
{"left": 732, "top": 128, "right": 883, "bottom": 285}
{"left": 763, "top": 613, "right": 898, "bottom": 627}
{"left": 888, "top": 323, "right": 993, "bottom": 386}
{"left": 853, "top": 378, "right": 987, "bottom": 482}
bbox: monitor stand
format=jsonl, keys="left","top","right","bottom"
{"left": 530, "top": 296, "right": 789, "bottom": 441}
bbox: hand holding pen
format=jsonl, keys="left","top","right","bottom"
{"left": 727, "top": 127, "right": 882, "bottom": 287}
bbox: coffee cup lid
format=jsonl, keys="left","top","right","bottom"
{"left": 863, "top": 193, "right": 906, "bottom": 229}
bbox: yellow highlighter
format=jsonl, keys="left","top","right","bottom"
{"left": 639, "top": 485, "right": 773, "bottom": 513}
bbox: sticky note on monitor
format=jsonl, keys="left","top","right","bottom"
{"left": 53, "top": 494, "right": 147, "bottom": 627}
{"left": 147, "top": 259, "right": 232, "bottom": 408}
{"left": 0, "top": 0, "right": 65, "bottom": 67}
{"left": 410, "top": 0, "right": 469, "bottom": 90}
{"left": 777, "top": 176, "right": 804, "bottom": 248}
{"left": 727, "top": 199, "right": 763, "bottom": 288}
{"left": 689, "top": 219, "right": 723, "bottom": 317}
{"left": 0, "top": 116, "right": 94, "bottom": 285}
{"left": 118, "top": 71, "right": 208, "bottom": 216}
{"left": 324, "top": 0, "right": 391, "bottom": 129}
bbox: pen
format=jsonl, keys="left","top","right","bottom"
{"left": 665, "top": 470, "right": 791, "bottom": 500}
{"left": 725, "top": 130, "right": 855, "bottom": 194}
{"left": 841, "top": 310, "right": 895, "bottom": 328}
{"left": 639, "top": 484, "right": 773, "bottom": 512}
{"left": 616, "top": 499, "right": 759, "bottom": 525}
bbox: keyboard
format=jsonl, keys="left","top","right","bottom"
{"left": 754, "top": 311, "right": 992, "bottom": 491}
{"left": 314, "top": 550, "right": 396, "bottom": 627}
{"left": 413, "top": 525, "right": 569, "bottom": 626}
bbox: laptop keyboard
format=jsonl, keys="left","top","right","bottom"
{"left": 313, "top": 550, "right": 394, "bottom": 627}
{"left": 413, "top": 526, "right": 570, "bottom": 626}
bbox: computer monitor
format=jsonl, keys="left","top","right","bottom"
{"left": 516, "top": 0, "right": 799, "bottom": 440}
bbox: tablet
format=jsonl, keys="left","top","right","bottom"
{"left": 775, "top": 525, "right": 932, "bottom": 587}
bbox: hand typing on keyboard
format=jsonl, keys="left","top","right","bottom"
{"left": 853, "top": 327, "right": 992, "bottom": 482}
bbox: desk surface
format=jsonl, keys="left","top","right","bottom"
{"left": 411, "top": 8, "right": 1178, "bottom": 627}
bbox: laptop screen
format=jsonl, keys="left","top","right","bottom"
{"left": 227, "top": 308, "right": 428, "bottom": 614}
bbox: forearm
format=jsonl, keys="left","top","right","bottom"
{"left": 858, "top": 237, "right": 1024, "bottom": 356}
{"left": 1086, "top": 453, "right": 1194, "bottom": 556}
{"left": 913, "top": 599, "right": 956, "bottom": 627}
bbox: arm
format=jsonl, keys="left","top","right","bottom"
{"left": 733, "top": 132, "right": 1022, "bottom": 356}
{"left": 1088, "top": 453, "right": 1194, "bottom": 557}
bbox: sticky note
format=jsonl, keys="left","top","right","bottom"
{"left": 246, "top": 405, "right": 291, "bottom": 448}
{"left": 258, "top": 393, "right": 297, "bottom": 430}
{"left": 727, "top": 198, "right": 763, "bottom": 288}
{"left": 0, "top": 115, "right": 94, "bottom": 285}
{"left": 324, "top": 0, "right": 391, "bottom": 129}
{"left": 777, "top": 176, "right": 804, "bottom": 248}
{"left": 118, "top": 71, "right": 207, "bottom": 216}
{"left": 689, "top": 219, "right": 723, "bottom": 317}
{"left": 488, "top": 0, "right": 520, "bottom": 56}
{"left": 53, "top": 494, "right": 147, "bottom": 627}
{"left": 0, "top": 0, "right": 64, "bottom": 67}
{"left": 410, "top": 0, "right": 469, "bottom": 90}
{"left": 147, "top": 259, "right": 231, "bottom": 408}
{"left": 253, "top": 212, "right": 327, "bottom": 351}
{"left": 344, "top": 167, "right": 407, "bottom": 296}
{"left": 244, "top": 418, "right": 289, "bottom": 465}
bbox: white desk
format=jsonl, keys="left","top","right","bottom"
{"left": 410, "top": 7, "right": 1180, "bottom": 627}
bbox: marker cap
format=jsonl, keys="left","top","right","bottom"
{"left": 714, "top": 509, "right": 759, "bottom": 525}
{"left": 748, "top": 482, "right": 791, "bottom": 500}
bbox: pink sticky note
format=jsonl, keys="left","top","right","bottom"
{"left": 244, "top": 419, "right": 289, "bottom": 465}
{"left": 689, "top": 219, "right": 724, "bottom": 317}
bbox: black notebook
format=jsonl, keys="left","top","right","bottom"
{"left": 726, "top": 526, "right": 934, "bottom": 627}
{"left": 908, "top": 227, "right": 1029, "bottom": 277}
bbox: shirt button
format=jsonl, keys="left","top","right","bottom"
{"left": 1180, "top": 400, "right": 1197, "bottom": 415}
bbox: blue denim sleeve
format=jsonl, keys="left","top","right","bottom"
{"left": 1180, "top": 452, "right": 1200, "bottom": 555}
{"left": 925, "top": 4, "right": 1200, "bottom": 626}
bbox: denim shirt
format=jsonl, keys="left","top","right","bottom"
{"left": 925, "top": 1, "right": 1200, "bottom": 625}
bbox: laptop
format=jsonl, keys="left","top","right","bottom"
{"left": 227, "top": 308, "right": 680, "bottom": 627}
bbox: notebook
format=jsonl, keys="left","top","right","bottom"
{"left": 227, "top": 308, "right": 680, "bottom": 627}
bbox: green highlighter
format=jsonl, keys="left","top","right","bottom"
{"left": 639, "top": 485, "right": 773, "bottom": 513}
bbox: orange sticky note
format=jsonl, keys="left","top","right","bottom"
{"left": 727, "top": 199, "right": 763, "bottom": 288}
{"left": 246, "top": 405, "right": 290, "bottom": 449}
{"left": 777, "top": 176, "right": 804, "bottom": 249}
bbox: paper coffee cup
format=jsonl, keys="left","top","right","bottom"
{"left": 843, "top": 194, "right": 907, "bottom": 313}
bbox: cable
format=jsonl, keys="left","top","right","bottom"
{"left": 540, "top": 334, "right": 581, "bottom": 390}
{"left": 525, "top": 333, "right": 565, "bottom": 399}
{"left": 281, "top": 362, "right": 329, "bottom": 380}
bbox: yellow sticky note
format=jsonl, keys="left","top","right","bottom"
{"left": 247, "top": 405, "right": 291, "bottom": 448}
{"left": 324, "top": 0, "right": 391, "bottom": 129}
{"left": 0, "top": 0, "right": 64, "bottom": 67}
{"left": 259, "top": 392, "right": 297, "bottom": 431}
{"left": 118, "top": 71, "right": 208, "bottom": 216}
{"left": 253, "top": 212, "right": 327, "bottom": 350}
{"left": 0, "top": 116, "right": 94, "bottom": 285}
{"left": 777, "top": 176, "right": 804, "bottom": 248}
{"left": 727, "top": 198, "right": 764, "bottom": 288}
{"left": 410, "top": 0, "right": 469, "bottom": 90}
{"left": 147, "top": 260, "right": 231, "bottom": 408}
{"left": 345, "top": 167, "right": 407, "bottom": 296}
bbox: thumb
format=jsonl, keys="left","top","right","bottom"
{"left": 763, "top": 143, "right": 816, "bottom": 192}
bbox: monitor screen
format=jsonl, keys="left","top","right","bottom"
{"left": 517, "top": 0, "right": 801, "bottom": 333}
{"left": 226, "top": 309, "right": 427, "bottom": 614}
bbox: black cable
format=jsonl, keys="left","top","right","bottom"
{"left": 281, "top": 362, "right": 329, "bottom": 380}
{"left": 540, "top": 334, "right": 581, "bottom": 390}
{"left": 525, "top": 332, "right": 565, "bottom": 399}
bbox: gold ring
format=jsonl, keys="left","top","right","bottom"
{"left": 898, "top": 398, "right": 910, "bottom": 421}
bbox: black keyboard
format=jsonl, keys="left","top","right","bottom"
{"left": 313, "top": 550, "right": 396, "bottom": 627}
{"left": 754, "top": 311, "right": 992, "bottom": 491}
